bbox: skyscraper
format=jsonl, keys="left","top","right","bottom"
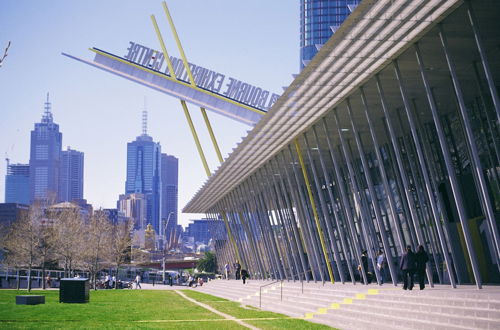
{"left": 300, "top": 0, "right": 360, "bottom": 69}
{"left": 124, "top": 110, "right": 161, "bottom": 232}
{"left": 4, "top": 162, "right": 30, "bottom": 204}
{"left": 161, "top": 153, "right": 178, "bottom": 241}
{"left": 59, "top": 147, "right": 84, "bottom": 202}
{"left": 29, "top": 94, "right": 62, "bottom": 202}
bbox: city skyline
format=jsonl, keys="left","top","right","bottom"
{"left": 0, "top": 1, "right": 297, "bottom": 227}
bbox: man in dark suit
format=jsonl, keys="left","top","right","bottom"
{"left": 400, "top": 245, "right": 416, "bottom": 290}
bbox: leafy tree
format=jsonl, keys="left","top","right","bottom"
{"left": 196, "top": 251, "right": 216, "bottom": 273}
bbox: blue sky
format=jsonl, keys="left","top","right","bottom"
{"left": 0, "top": 0, "right": 298, "bottom": 227}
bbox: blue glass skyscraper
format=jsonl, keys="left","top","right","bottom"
{"left": 161, "top": 153, "right": 178, "bottom": 243}
{"left": 59, "top": 147, "right": 84, "bottom": 202}
{"left": 29, "top": 94, "right": 62, "bottom": 202}
{"left": 5, "top": 163, "right": 30, "bottom": 205}
{"left": 300, "top": 0, "right": 360, "bottom": 69}
{"left": 125, "top": 111, "right": 161, "bottom": 233}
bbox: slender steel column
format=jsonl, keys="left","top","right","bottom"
{"left": 346, "top": 97, "right": 398, "bottom": 285}
{"left": 333, "top": 108, "right": 380, "bottom": 284}
{"left": 322, "top": 117, "right": 366, "bottom": 284}
{"left": 395, "top": 58, "right": 478, "bottom": 287}
{"left": 376, "top": 73, "right": 452, "bottom": 286}
{"left": 294, "top": 139, "right": 335, "bottom": 283}
{"left": 466, "top": 0, "right": 500, "bottom": 123}
{"left": 250, "top": 176, "right": 284, "bottom": 280}
{"left": 304, "top": 133, "right": 345, "bottom": 283}
{"left": 439, "top": 26, "right": 500, "bottom": 271}
{"left": 275, "top": 155, "right": 310, "bottom": 281}
{"left": 288, "top": 146, "right": 325, "bottom": 282}
{"left": 312, "top": 125, "right": 356, "bottom": 284}
{"left": 360, "top": 87, "right": 406, "bottom": 254}
{"left": 415, "top": 44, "right": 496, "bottom": 280}
{"left": 266, "top": 163, "right": 303, "bottom": 280}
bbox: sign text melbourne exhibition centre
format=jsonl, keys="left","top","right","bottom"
{"left": 124, "top": 41, "right": 280, "bottom": 111}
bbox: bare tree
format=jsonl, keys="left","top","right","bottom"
{"left": 81, "top": 210, "right": 112, "bottom": 290}
{"left": 1, "top": 203, "right": 45, "bottom": 291}
{"left": 51, "top": 207, "right": 85, "bottom": 277}
{"left": 109, "top": 218, "right": 133, "bottom": 288}
{"left": 0, "top": 41, "right": 10, "bottom": 68}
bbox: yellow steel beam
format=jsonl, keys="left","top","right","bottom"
{"left": 150, "top": 14, "right": 177, "bottom": 79}
{"left": 294, "top": 138, "right": 335, "bottom": 284}
{"left": 180, "top": 100, "right": 211, "bottom": 177}
{"left": 90, "top": 49, "right": 266, "bottom": 116}
{"left": 201, "top": 107, "right": 224, "bottom": 164}
{"left": 162, "top": 1, "right": 196, "bottom": 86}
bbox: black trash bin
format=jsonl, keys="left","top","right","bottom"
{"left": 59, "top": 278, "right": 89, "bottom": 303}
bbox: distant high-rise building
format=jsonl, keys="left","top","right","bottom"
{"left": 5, "top": 163, "right": 30, "bottom": 204}
{"left": 300, "top": 0, "right": 360, "bottom": 69}
{"left": 29, "top": 94, "right": 62, "bottom": 202}
{"left": 161, "top": 153, "right": 178, "bottom": 241}
{"left": 59, "top": 147, "right": 84, "bottom": 202}
{"left": 124, "top": 110, "right": 161, "bottom": 232}
{"left": 117, "top": 193, "right": 147, "bottom": 229}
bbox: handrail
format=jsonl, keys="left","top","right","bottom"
{"left": 259, "top": 280, "right": 282, "bottom": 309}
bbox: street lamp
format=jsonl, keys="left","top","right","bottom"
{"left": 162, "top": 211, "right": 174, "bottom": 284}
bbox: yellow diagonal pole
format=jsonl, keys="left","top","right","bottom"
{"left": 294, "top": 138, "right": 335, "bottom": 284}
{"left": 159, "top": 0, "right": 242, "bottom": 268}
{"left": 180, "top": 100, "right": 211, "bottom": 177}
{"left": 162, "top": 1, "right": 195, "bottom": 85}
{"left": 201, "top": 107, "right": 224, "bottom": 163}
{"left": 151, "top": 15, "right": 177, "bottom": 78}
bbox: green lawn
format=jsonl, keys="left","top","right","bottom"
{"left": 0, "top": 289, "right": 333, "bottom": 329}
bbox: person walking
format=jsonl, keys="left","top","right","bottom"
{"left": 135, "top": 274, "right": 142, "bottom": 289}
{"left": 224, "top": 263, "right": 230, "bottom": 280}
{"left": 400, "top": 245, "right": 416, "bottom": 290}
{"left": 358, "top": 250, "right": 370, "bottom": 284}
{"left": 416, "top": 245, "right": 429, "bottom": 290}
{"left": 241, "top": 269, "right": 249, "bottom": 284}
{"left": 234, "top": 261, "right": 241, "bottom": 280}
{"left": 377, "top": 249, "right": 387, "bottom": 284}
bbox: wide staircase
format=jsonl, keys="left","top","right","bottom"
{"left": 196, "top": 279, "right": 500, "bottom": 330}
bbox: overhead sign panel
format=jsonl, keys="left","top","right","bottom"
{"left": 63, "top": 42, "right": 281, "bottom": 126}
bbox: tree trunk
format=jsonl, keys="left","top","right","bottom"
{"left": 27, "top": 266, "right": 32, "bottom": 292}
{"left": 16, "top": 269, "right": 20, "bottom": 290}
{"left": 42, "top": 264, "right": 46, "bottom": 290}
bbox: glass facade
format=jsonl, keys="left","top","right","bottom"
{"left": 59, "top": 147, "right": 84, "bottom": 202}
{"left": 29, "top": 97, "right": 62, "bottom": 202}
{"left": 5, "top": 163, "right": 30, "bottom": 205}
{"left": 161, "top": 153, "right": 178, "bottom": 243}
{"left": 125, "top": 134, "right": 161, "bottom": 233}
{"left": 193, "top": 0, "right": 500, "bottom": 287}
{"left": 300, "top": 0, "right": 360, "bottom": 69}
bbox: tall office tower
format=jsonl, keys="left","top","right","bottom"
{"left": 29, "top": 94, "right": 62, "bottom": 203}
{"left": 59, "top": 147, "right": 84, "bottom": 202}
{"left": 300, "top": 0, "right": 360, "bottom": 69}
{"left": 4, "top": 163, "right": 30, "bottom": 204}
{"left": 125, "top": 110, "right": 161, "bottom": 232}
{"left": 161, "top": 153, "right": 178, "bottom": 243}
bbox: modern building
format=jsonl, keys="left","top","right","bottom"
{"left": 300, "top": 0, "right": 360, "bottom": 69}
{"left": 29, "top": 94, "right": 62, "bottom": 202}
{"left": 125, "top": 111, "right": 162, "bottom": 232}
{"left": 0, "top": 203, "right": 29, "bottom": 227}
{"left": 161, "top": 153, "right": 178, "bottom": 241}
{"left": 184, "top": 219, "right": 211, "bottom": 245}
{"left": 185, "top": 0, "right": 500, "bottom": 288}
{"left": 95, "top": 208, "right": 128, "bottom": 225}
{"left": 59, "top": 147, "right": 84, "bottom": 202}
{"left": 4, "top": 163, "right": 30, "bottom": 205}
{"left": 117, "top": 193, "right": 147, "bottom": 230}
